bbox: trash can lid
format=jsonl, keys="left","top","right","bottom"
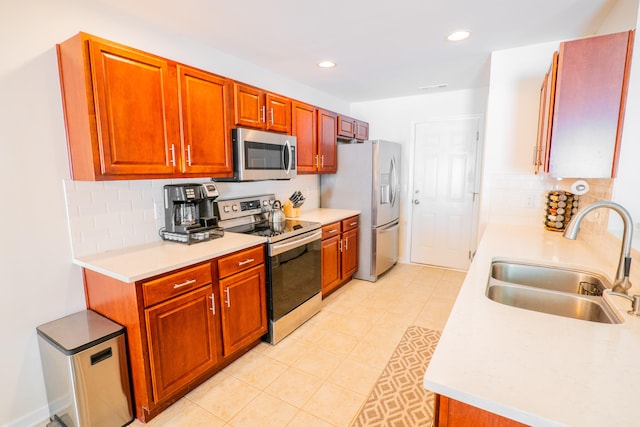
{"left": 37, "top": 310, "right": 124, "bottom": 355}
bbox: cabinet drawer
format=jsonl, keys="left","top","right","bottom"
{"left": 341, "top": 215, "right": 359, "bottom": 232}
{"left": 142, "top": 263, "right": 212, "bottom": 307}
{"left": 322, "top": 222, "right": 341, "bottom": 240}
{"left": 218, "top": 245, "right": 264, "bottom": 279}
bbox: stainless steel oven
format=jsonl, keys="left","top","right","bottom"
{"left": 215, "top": 194, "right": 322, "bottom": 344}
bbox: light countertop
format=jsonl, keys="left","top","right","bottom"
{"left": 291, "top": 208, "right": 360, "bottom": 225}
{"left": 73, "top": 209, "right": 359, "bottom": 283}
{"left": 423, "top": 223, "right": 640, "bottom": 426}
{"left": 73, "top": 232, "right": 266, "bottom": 283}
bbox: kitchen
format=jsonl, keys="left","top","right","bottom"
{"left": 2, "top": 1, "right": 640, "bottom": 426}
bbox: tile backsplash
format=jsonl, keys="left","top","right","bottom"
{"left": 64, "top": 175, "right": 320, "bottom": 258}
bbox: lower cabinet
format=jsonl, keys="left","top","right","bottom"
{"left": 321, "top": 215, "right": 359, "bottom": 297}
{"left": 218, "top": 246, "right": 268, "bottom": 356}
{"left": 435, "top": 394, "right": 528, "bottom": 427}
{"left": 83, "top": 244, "right": 266, "bottom": 422}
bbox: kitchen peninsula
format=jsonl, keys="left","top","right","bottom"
{"left": 424, "top": 223, "right": 640, "bottom": 426}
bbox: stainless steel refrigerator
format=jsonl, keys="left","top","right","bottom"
{"left": 321, "top": 140, "right": 400, "bottom": 281}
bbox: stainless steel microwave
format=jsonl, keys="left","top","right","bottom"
{"left": 217, "top": 128, "right": 297, "bottom": 181}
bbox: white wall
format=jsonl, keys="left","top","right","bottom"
{"left": 351, "top": 88, "right": 489, "bottom": 263}
{"left": 0, "top": 1, "right": 347, "bottom": 425}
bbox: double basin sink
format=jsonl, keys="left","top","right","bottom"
{"left": 486, "top": 259, "right": 622, "bottom": 324}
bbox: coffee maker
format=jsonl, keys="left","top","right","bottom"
{"left": 160, "top": 183, "right": 223, "bottom": 244}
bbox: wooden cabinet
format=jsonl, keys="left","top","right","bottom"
{"left": 292, "top": 101, "right": 318, "bottom": 173}
{"left": 536, "top": 30, "right": 634, "bottom": 178}
{"left": 435, "top": 394, "right": 527, "bottom": 427}
{"left": 217, "top": 246, "right": 268, "bottom": 356}
{"left": 317, "top": 109, "right": 338, "bottom": 173}
{"left": 82, "top": 244, "right": 266, "bottom": 422}
{"left": 534, "top": 52, "right": 558, "bottom": 174}
{"left": 56, "top": 32, "right": 233, "bottom": 180}
{"left": 321, "top": 215, "right": 359, "bottom": 296}
{"left": 233, "top": 82, "right": 291, "bottom": 133}
{"left": 177, "top": 65, "right": 233, "bottom": 176}
{"left": 338, "top": 115, "right": 369, "bottom": 141}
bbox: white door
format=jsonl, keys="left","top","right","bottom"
{"left": 410, "top": 117, "right": 480, "bottom": 270}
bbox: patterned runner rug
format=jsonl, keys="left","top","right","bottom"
{"left": 351, "top": 326, "right": 441, "bottom": 427}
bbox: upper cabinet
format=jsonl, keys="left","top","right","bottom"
{"left": 317, "top": 109, "right": 338, "bottom": 174}
{"left": 292, "top": 101, "right": 318, "bottom": 173}
{"left": 233, "top": 82, "right": 291, "bottom": 133}
{"left": 57, "top": 33, "right": 367, "bottom": 180}
{"left": 57, "top": 33, "right": 233, "bottom": 180}
{"left": 178, "top": 66, "right": 234, "bottom": 176}
{"left": 535, "top": 30, "right": 634, "bottom": 178}
{"left": 337, "top": 115, "right": 369, "bottom": 141}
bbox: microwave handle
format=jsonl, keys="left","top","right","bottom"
{"left": 283, "top": 139, "right": 293, "bottom": 175}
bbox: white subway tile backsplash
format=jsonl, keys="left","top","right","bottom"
{"left": 64, "top": 176, "right": 321, "bottom": 257}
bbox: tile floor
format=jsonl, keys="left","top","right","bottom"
{"left": 131, "top": 263, "right": 466, "bottom": 427}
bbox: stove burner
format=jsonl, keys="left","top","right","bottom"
{"left": 226, "top": 219, "right": 318, "bottom": 241}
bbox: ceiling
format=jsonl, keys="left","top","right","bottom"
{"left": 97, "top": 0, "right": 618, "bottom": 102}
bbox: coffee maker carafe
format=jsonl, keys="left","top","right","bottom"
{"left": 161, "top": 183, "right": 222, "bottom": 244}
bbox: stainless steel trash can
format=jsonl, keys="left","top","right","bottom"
{"left": 37, "top": 310, "right": 134, "bottom": 427}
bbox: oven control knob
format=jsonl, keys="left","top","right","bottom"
{"left": 223, "top": 206, "right": 230, "bottom": 213}
{"left": 262, "top": 200, "right": 268, "bottom": 206}
{"left": 232, "top": 205, "right": 239, "bottom": 211}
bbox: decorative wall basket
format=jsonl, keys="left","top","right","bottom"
{"left": 544, "top": 191, "right": 579, "bottom": 231}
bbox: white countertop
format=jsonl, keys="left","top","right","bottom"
{"left": 73, "top": 233, "right": 266, "bottom": 283}
{"left": 291, "top": 208, "right": 360, "bottom": 225}
{"left": 424, "top": 223, "right": 640, "bottom": 426}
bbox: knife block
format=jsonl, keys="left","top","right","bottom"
{"left": 283, "top": 200, "right": 300, "bottom": 218}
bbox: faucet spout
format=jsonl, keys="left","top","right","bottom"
{"left": 563, "top": 201, "right": 634, "bottom": 293}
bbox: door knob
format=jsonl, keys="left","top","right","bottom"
{"left": 413, "top": 199, "right": 420, "bottom": 205}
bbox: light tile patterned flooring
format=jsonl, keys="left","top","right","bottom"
{"left": 132, "top": 263, "right": 466, "bottom": 427}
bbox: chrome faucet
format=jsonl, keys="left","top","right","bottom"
{"left": 563, "top": 201, "right": 634, "bottom": 294}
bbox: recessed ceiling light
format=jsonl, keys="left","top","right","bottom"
{"left": 317, "top": 61, "right": 336, "bottom": 68}
{"left": 447, "top": 30, "right": 471, "bottom": 42}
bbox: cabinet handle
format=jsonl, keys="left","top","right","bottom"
{"left": 269, "top": 108, "right": 274, "bottom": 124}
{"left": 261, "top": 106, "right": 266, "bottom": 123}
{"left": 349, "top": 221, "right": 357, "bottom": 226}
{"left": 238, "top": 258, "right": 255, "bottom": 266}
{"left": 170, "top": 144, "right": 176, "bottom": 166}
{"left": 321, "top": 155, "right": 325, "bottom": 168}
{"left": 315, "top": 154, "right": 319, "bottom": 168}
{"left": 345, "top": 236, "right": 349, "bottom": 251}
{"left": 328, "top": 229, "right": 338, "bottom": 234}
{"left": 224, "top": 288, "right": 230, "bottom": 308}
{"left": 339, "top": 239, "right": 343, "bottom": 253}
{"left": 210, "top": 294, "right": 215, "bottom": 315}
{"left": 173, "top": 279, "right": 196, "bottom": 289}
{"left": 187, "top": 145, "right": 192, "bottom": 167}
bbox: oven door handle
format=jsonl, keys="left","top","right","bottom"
{"left": 283, "top": 139, "right": 293, "bottom": 175}
{"left": 270, "top": 230, "right": 322, "bottom": 256}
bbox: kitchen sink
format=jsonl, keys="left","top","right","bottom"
{"left": 490, "top": 260, "right": 609, "bottom": 296}
{"left": 486, "top": 260, "right": 622, "bottom": 324}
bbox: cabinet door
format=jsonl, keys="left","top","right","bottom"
{"left": 233, "top": 83, "right": 265, "bottom": 129}
{"left": 292, "top": 101, "right": 318, "bottom": 173}
{"left": 317, "top": 109, "right": 338, "bottom": 173}
{"left": 266, "top": 93, "right": 291, "bottom": 133}
{"left": 341, "top": 228, "right": 358, "bottom": 279}
{"left": 321, "top": 235, "right": 341, "bottom": 295}
{"left": 89, "top": 39, "right": 179, "bottom": 176}
{"left": 549, "top": 30, "right": 633, "bottom": 178}
{"left": 145, "top": 286, "right": 218, "bottom": 403}
{"left": 355, "top": 120, "right": 369, "bottom": 141}
{"left": 220, "top": 264, "right": 267, "bottom": 356}
{"left": 337, "top": 115, "right": 356, "bottom": 138}
{"left": 178, "top": 66, "right": 233, "bottom": 176}
{"left": 436, "top": 394, "right": 527, "bottom": 427}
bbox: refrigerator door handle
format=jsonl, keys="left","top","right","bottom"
{"left": 390, "top": 156, "right": 398, "bottom": 207}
